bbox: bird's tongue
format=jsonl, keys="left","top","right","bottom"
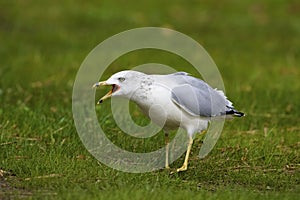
{"left": 112, "top": 84, "right": 120, "bottom": 92}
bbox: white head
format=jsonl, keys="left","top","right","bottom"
{"left": 93, "top": 70, "right": 145, "bottom": 103}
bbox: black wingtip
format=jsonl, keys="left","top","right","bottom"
{"left": 233, "top": 111, "right": 245, "bottom": 117}
{"left": 225, "top": 110, "right": 245, "bottom": 117}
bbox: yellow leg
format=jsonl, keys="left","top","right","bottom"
{"left": 165, "top": 132, "right": 170, "bottom": 169}
{"left": 177, "top": 135, "right": 193, "bottom": 172}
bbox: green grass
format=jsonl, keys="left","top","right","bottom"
{"left": 0, "top": 0, "right": 299, "bottom": 199}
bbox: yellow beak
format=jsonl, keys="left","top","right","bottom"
{"left": 93, "top": 81, "right": 119, "bottom": 104}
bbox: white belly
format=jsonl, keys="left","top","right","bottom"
{"left": 133, "top": 86, "right": 209, "bottom": 135}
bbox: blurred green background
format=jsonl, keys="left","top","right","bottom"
{"left": 0, "top": 0, "right": 299, "bottom": 199}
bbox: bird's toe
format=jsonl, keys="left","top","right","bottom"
{"left": 176, "top": 165, "right": 188, "bottom": 172}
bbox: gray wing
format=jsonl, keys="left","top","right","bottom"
{"left": 170, "top": 71, "right": 189, "bottom": 76}
{"left": 171, "top": 77, "right": 230, "bottom": 117}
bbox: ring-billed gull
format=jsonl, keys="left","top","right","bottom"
{"left": 93, "top": 70, "right": 244, "bottom": 172}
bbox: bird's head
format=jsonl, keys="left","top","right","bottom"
{"left": 93, "top": 70, "right": 145, "bottom": 104}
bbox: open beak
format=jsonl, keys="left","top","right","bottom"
{"left": 93, "top": 81, "right": 120, "bottom": 104}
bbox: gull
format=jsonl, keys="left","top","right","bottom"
{"left": 93, "top": 70, "right": 244, "bottom": 172}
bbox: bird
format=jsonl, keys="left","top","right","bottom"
{"left": 93, "top": 70, "right": 244, "bottom": 172}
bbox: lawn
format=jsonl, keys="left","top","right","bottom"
{"left": 0, "top": 0, "right": 299, "bottom": 199}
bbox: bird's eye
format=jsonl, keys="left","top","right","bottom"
{"left": 118, "top": 77, "right": 125, "bottom": 82}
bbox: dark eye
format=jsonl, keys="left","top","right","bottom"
{"left": 118, "top": 77, "right": 125, "bottom": 82}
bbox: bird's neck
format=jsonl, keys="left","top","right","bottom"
{"left": 129, "top": 88, "right": 153, "bottom": 115}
